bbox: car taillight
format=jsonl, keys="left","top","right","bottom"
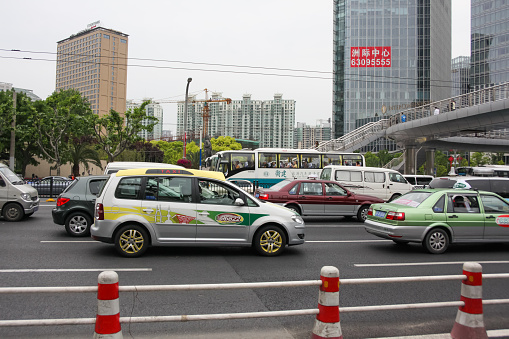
{"left": 258, "top": 193, "right": 269, "bottom": 200}
{"left": 386, "top": 211, "right": 405, "bottom": 221}
{"left": 95, "top": 203, "right": 104, "bottom": 220}
{"left": 367, "top": 207, "right": 373, "bottom": 216}
{"left": 56, "top": 197, "right": 70, "bottom": 207}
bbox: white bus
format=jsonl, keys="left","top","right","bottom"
{"left": 209, "top": 148, "right": 365, "bottom": 187}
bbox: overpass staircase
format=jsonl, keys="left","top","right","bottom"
{"left": 316, "top": 119, "right": 389, "bottom": 152}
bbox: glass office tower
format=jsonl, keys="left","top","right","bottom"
{"left": 333, "top": 0, "right": 452, "bottom": 142}
{"left": 470, "top": 0, "right": 509, "bottom": 90}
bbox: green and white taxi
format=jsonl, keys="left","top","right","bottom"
{"left": 364, "top": 188, "right": 509, "bottom": 254}
{"left": 91, "top": 168, "right": 305, "bottom": 257}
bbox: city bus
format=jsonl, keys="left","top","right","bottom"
{"left": 209, "top": 148, "right": 365, "bottom": 187}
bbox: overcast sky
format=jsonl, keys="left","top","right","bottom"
{"left": 1, "top": 0, "right": 470, "bottom": 134}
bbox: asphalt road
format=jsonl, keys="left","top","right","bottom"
{"left": 1, "top": 204, "right": 508, "bottom": 339}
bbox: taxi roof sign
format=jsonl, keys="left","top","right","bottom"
{"left": 115, "top": 168, "right": 226, "bottom": 181}
{"left": 453, "top": 181, "right": 471, "bottom": 189}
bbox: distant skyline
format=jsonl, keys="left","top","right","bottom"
{"left": 1, "top": 0, "right": 470, "bottom": 135}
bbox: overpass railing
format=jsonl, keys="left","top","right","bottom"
{"left": 316, "top": 119, "right": 389, "bottom": 152}
{"left": 389, "top": 82, "right": 509, "bottom": 127}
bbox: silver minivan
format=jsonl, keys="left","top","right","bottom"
{"left": 0, "top": 164, "right": 40, "bottom": 221}
{"left": 91, "top": 168, "right": 305, "bottom": 257}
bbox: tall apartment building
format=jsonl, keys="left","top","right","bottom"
{"left": 451, "top": 56, "right": 470, "bottom": 97}
{"left": 333, "top": 1, "right": 451, "bottom": 143}
{"left": 294, "top": 120, "right": 332, "bottom": 149}
{"left": 470, "top": 0, "right": 509, "bottom": 90}
{"left": 56, "top": 22, "right": 128, "bottom": 117}
{"left": 126, "top": 99, "right": 163, "bottom": 141}
{"left": 177, "top": 93, "right": 295, "bottom": 148}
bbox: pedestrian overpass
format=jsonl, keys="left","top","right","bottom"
{"left": 317, "top": 82, "right": 509, "bottom": 174}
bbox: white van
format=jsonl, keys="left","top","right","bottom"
{"left": 403, "top": 175, "right": 434, "bottom": 189}
{"left": 0, "top": 163, "right": 40, "bottom": 221}
{"left": 104, "top": 162, "right": 184, "bottom": 175}
{"left": 320, "top": 165, "right": 413, "bottom": 201}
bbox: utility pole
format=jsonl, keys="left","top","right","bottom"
{"left": 9, "top": 91, "right": 16, "bottom": 171}
{"left": 183, "top": 78, "right": 192, "bottom": 159}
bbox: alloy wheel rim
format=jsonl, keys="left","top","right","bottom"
{"left": 70, "top": 216, "right": 87, "bottom": 233}
{"left": 260, "top": 230, "right": 282, "bottom": 253}
{"left": 119, "top": 229, "right": 144, "bottom": 253}
{"left": 430, "top": 232, "right": 445, "bottom": 250}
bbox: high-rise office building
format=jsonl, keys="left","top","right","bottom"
{"left": 177, "top": 93, "right": 295, "bottom": 148}
{"left": 56, "top": 22, "right": 128, "bottom": 116}
{"left": 451, "top": 56, "right": 470, "bottom": 97}
{"left": 470, "top": 0, "right": 509, "bottom": 90}
{"left": 333, "top": 1, "right": 452, "bottom": 143}
{"left": 126, "top": 99, "right": 163, "bottom": 141}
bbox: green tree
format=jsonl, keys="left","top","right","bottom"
{"left": 364, "top": 152, "right": 381, "bottom": 167}
{"left": 211, "top": 136, "right": 242, "bottom": 152}
{"left": 151, "top": 140, "right": 183, "bottom": 164}
{"left": 69, "top": 136, "right": 103, "bottom": 177}
{"left": 470, "top": 152, "right": 491, "bottom": 167}
{"left": 34, "top": 89, "right": 93, "bottom": 176}
{"left": 92, "top": 101, "right": 157, "bottom": 163}
{"left": 0, "top": 90, "right": 42, "bottom": 176}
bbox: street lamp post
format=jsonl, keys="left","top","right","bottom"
{"left": 183, "top": 77, "right": 192, "bottom": 159}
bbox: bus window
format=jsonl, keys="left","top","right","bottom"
{"left": 231, "top": 153, "right": 255, "bottom": 171}
{"left": 323, "top": 154, "right": 341, "bottom": 166}
{"left": 279, "top": 153, "right": 299, "bottom": 168}
{"left": 302, "top": 154, "right": 320, "bottom": 169}
{"left": 344, "top": 154, "right": 364, "bottom": 167}
{"left": 259, "top": 153, "right": 278, "bottom": 168}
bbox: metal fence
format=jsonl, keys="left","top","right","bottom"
{"left": 24, "top": 177, "right": 73, "bottom": 198}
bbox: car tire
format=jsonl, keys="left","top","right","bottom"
{"left": 423, "top": 228, "right": 449, "bottom": 254}
{"left": 65, "top": 212, "right": 92, "bottom": 237}
{"left": 357, "top": 205, "right": 369, "bottom": 222}
{"left": 286, "top": 205, "right": 301, "bottom": 215}
{"left": 114, "top": 224, "right": 150, "bottom": 258}
{"left": 253, "top": 225, "right": 286, "bottom": 256}
{"left": 388, "top": 194, "right": 401, "bottom": 202}
{"left": 3, "top": 203, "right": 24, "bottom": 222}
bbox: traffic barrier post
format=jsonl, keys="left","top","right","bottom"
{"left": 93, "top": 271, "right": 123, "bottom": 339}
{"left": 450, "top": 262, "right": 488, "bottom": 339}
{"left": 311, "top": 266, "right": 342, "bottom": 339}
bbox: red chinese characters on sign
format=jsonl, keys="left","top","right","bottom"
{"left": 350, "top": 47, "right": 391, "bottom": 68}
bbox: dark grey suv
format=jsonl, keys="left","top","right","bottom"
{"left": 52, "top": 176, "right": 109, "bottom": 237}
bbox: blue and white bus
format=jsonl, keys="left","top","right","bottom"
{"left": 208, "top": 148, "right": 365, "bottom": 187}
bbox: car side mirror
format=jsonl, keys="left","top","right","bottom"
{"left": 0, "top": 180, "right": 5, "bottom": 187}
{"left": 234, "top": 198, "right": 245, "bottom": 206}
{"left": 347, "top": 191, "right": 352, "bottom": 196}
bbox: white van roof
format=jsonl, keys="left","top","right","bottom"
{"left": 323, "top": 165, "right": 401, "bottom": 173}
{"left": 104, "top": 162, "right": 184, "bottom": 175}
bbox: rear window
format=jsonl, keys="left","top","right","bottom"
{"left": 391, "top": 191, "right": 433, "bottom": 207}
{"left": 269, "top": 179, "right": 294, "bottom": 191}
{"left": 429, "top": 178, "right": 456, "bottom": 188}
{"left": 417, "top": 177, "right": 433, "bottom": 185}
{"left": 62, "top": 179, "right": 79, "bottom": 193}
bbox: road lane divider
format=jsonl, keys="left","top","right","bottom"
{"left": 355, "top": 261, "right": 509, "bottom": 267}
{"left": 0, "top": 268, "right": 151, "bottom": 273}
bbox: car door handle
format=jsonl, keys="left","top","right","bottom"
{"left": 448, "top": 215, "right": 458, "bottom": 219}
{"left": 299, "top": 196, "right": 306, "bottom": 199}
{"left": 198, "top": 212, "right": 209, "bottom": 216}
{"left": 142, "top": 208, "right": 154, "bottom": 213}
{"left": 486, "top": 215, "right": 496, "bottom": 219}
{"left": 327, "top": 197, "right": 333, "bottom": 200}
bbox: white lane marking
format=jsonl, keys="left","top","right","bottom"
{"left": 41, "top": 241, "right": 97, "bottom": 243}
{"left": 307, "top": 240, "right": 391, "bottom": 243}
{"left": 39, "top": 204, "right": 56, "bottom": 207}
{"left": 355, "top": 260, "right": 509, "bottom": 267}
{"left": 0, "top": 268, "right": 152, "bottom": 273}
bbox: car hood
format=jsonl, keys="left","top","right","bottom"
{"left": 13, "top": 184, "right": 38, "bottom": 196}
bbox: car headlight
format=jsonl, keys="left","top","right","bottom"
{"left": 291, "top": 214, "right": 304, "bottom": 224}
{"left": 20, "top": 193, "right": 31, "bottom": 201}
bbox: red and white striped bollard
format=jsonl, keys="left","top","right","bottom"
{"left": 93, "top": 271, "right": 123, "bottom": 339}
{"left": 311, "top": 266, "right": 342, "bottom": 339}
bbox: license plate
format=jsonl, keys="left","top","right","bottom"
{"left": 375, "top": 210, "right": 386, "bottom": 218}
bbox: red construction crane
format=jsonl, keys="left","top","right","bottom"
{"left": 190, "top": 89, "right": 232, "bottom": 137}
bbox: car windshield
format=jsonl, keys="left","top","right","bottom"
{"left": 391, "top": 191, "right": 433, "bottom": 207}
{"left": 268, "top": 179, "right": 293, "bottom": 191}
{"left": 429, "top": 178, "right": 456, "bottom": 188}
{"left": 0, "top": 167, "right": 24, "bottom": 184}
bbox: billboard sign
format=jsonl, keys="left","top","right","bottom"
{"left": 350, "top": 46, "right": 391, "bottom": 67}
